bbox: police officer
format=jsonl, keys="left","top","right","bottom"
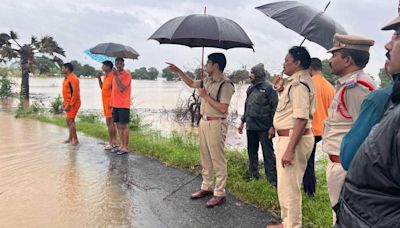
{"left": 238, "top": 63, "right": 278, "bottom": 185}
{"left": 335, "top": 14, "right": 400, "bottom": 227}
{"left": 167, "top": 53, "right": 235, "bottom": 208}
{"left": 268, "top": 46, "right": 316, "bottom": 228}
{"left": 322, "top": 33, "right": 376, "bottom": 223}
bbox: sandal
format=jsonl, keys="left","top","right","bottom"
{"left": 111, "top": 147, "right": 120, "bottom": 153}
{"left": 104, "top": 144, "right": 114, "bottom": 150}
{"left": 117, "top": 150, "right": 129, "bottom": 155}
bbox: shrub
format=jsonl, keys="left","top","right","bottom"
{"left": 50, "top": 94, "right": 63, "bottom": 114}
{"left": 0, "top": 75, "right": 14, "bottom": 99}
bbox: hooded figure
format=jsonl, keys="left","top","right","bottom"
{"left": 250, "top": 63, "right": 267, "bottom": 83}
{"left": 238, "top": 63, "right": 278, "bottom": 184}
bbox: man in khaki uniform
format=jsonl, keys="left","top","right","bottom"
{"left": 323, "top": 33, "right": 377, "bottom": 223}
{"left": 268, "top": 46, "right": 316, "bottom": 228}
{"left": 167, "top": 53, "right": 235, "bottom": 208}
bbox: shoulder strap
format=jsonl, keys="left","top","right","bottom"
{"left": 288, "top": 81, "right": 310, "bottom": 95}
{"left": 216, "top": 81, "right": 234, "bottom": 102}
{"left": 338, "top": 80, "right": 375, "bottom": 119}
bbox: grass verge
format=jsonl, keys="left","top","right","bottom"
{"left": 25, "top": 113, "right": 332, "bottom": 227}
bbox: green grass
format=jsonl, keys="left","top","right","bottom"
{"left": 26, "top": 113, "right": 332, "bottom": 227}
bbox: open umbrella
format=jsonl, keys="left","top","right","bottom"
{"left": 149, "top": 14, "right": 254, "bottom": 50}
{"left": 90, "top": 42, "right": 140, "bottom": 60}
{"left": 256, "top": 1, "right": 347, "bottom": 50}
{"left": 84, "top": 48, "right": 115, "bottom": 64}
{"left": 149, "top": 8, "right": 254, "bottom": 79}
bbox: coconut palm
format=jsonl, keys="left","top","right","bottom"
{"left": 0, "top": 30, "right": 65, "bottom": 101}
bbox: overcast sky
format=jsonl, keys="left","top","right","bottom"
{"left": 1, "top": 0, "right": 398, "bottom": 79}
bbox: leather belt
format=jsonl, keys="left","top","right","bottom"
{"left": 329, "top": 155, "right": 340, "bottom": 163}
{"left": 277, "top": 128, "right": 312, "bottom": 137}
{"left": 204, "top": 116, "right": 226, "bottom": 121}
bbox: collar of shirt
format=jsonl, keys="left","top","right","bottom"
{"left": 288, "top": 69, "right": 308, "bottom": 82}
{"left": 210, "top": 75, "right": 225, "bottom": 83}
{"left": 336, "top": 70, "right": 364, "bottom": 87}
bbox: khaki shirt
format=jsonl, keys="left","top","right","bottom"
{"left": 273, "top": 70, "right": 316, "bottom": 130}
{"left": 322, "top": 70, "right": 377, "bottom": 155}
{"left": 194, "top": 76, "right": 235, "bottom": 118}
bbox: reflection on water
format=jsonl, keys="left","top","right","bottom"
{"left": 0, "top": 112, "right": 135, "bottom": 227}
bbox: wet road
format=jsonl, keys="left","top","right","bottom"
{"left": 0, "top": 112, "right": 274, "bottom": 227}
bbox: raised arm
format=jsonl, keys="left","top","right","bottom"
{"left": 166, "top": 62, "right": 199, "bottom": 88}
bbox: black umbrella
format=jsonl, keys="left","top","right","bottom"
{"left": 149, "top": 14, "right": 254, "bottom": 50}
{"left": 256, "top": 1, "right": 347, "bottom": 50}
{"left": 90, "top": 42, "right": 140, "bottom": 60}
{"left": 149, "top": 9, "right": 254, "bottom": 79}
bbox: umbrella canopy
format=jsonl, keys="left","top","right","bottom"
{"left": 256, "top": 1, "right": 347, "bottom": 50}
{"left": 90, "top": 42, "right": 139, "bottom": 60}
{"left": 149, "top": 14, "right": 254, "bottom": 50}
{"left": 84, "top": 49, "right": 115, "bottom": 64}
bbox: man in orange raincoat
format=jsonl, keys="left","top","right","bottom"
{"left": 62, "top": 63, "right": 81, "bottom": 145}
{"left": 96, "top": 61, "right": 117, "bottom": 150}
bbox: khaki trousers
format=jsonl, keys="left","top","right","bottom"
{"left": 199, "top": 118, "right": 228, "bottom": 197}
{"left": 326, "top": 160, "right": 347, "bottom": 224}
{"left": 276, "top": 134, "right": 314, "bottom": 228}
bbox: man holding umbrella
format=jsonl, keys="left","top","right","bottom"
{"left": 96, "top": 61, "right": 117, "bottom": 150}
{"left": 167, "top": 53, "right": 235, "bottom": 208}
{"left": 111, "top": 57, "right": 132, "bottom": 155}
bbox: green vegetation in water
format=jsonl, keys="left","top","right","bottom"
{"left": 18, "top": 107, "right": 332, "bottom": 228}
{"left": 0, "top": 75, "right": 15, "bottom": 99}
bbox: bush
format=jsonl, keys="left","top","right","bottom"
{"left": 128, "top": 110, "right": 142, "bottom": 130}
{"left": 15, "top": 100, "right": 45, "bottom": 117}
{"left": 0, "top": 75, "right": 14, "bottom": 99}
{"left": 78, "top": 113, "right": 100, "bottom": 124}
{"left": 50, "top": 94, "right": 63, "bottom": 114}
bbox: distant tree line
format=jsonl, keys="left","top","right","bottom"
{"left": 7, "top": 55, "right": 393, "bottom": 87}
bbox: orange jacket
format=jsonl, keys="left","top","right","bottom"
{"left": 102, "top": 72, "right": 114, "bottom": 106}
{"left": 311, "top": 74, "right": 335, "bottom": 136}
{"left": 111, "top": 70, "right": 131, "bottom": 109}
{"left": 62, "top": 73, "right": 81, "bottom": 106}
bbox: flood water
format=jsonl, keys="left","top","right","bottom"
{"left": 0, "top": 110, "right": 275, "bottom": 228}
{"left": 27, "top": 77, "right": 249, "bottom": 149}
{"left": 0, "top": 111, "right": 137, "bottom": 227}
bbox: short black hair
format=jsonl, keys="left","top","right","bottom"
{"left": 115, "top": 57, "right": 124, "bottom": 62}
{"left": 63, "top": 63, "right": 74, "bottom": 72}
{"left": 288, "top": 46, "right": 311, "bottom": 69}
{"left": 339, "top": 48, "right": 370, "bottom": 68}
{"left": 310, "top": 58, "right": 322, "bottom": 71}
{"left": 102, "top": 60, "right": 113, "bottom": 69}
{"left": 208, "top": 53, "right": 226, "bottom": 72}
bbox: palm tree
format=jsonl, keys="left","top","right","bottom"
{"left": 0, "top": 31, "right": 65, "bottom": 102}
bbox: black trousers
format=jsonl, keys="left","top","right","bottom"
{"left": 303, "top": 136, "right": 322, "bottom": 197}
{"left": 246, "top": 130, "right": 277, "bottom": 184}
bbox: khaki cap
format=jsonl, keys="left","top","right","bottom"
{"left": 327, "top": 33, "right": 375, "bottom": 53}
{"left": 382, "top": 16, "right": 400, "bottom": 30}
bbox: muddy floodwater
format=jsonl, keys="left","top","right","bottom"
{"left": 0, "top": 111, "right": 137, "bottom": 227}
{"left": 0, "top": 111, "right": 273, "bottom": 227}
